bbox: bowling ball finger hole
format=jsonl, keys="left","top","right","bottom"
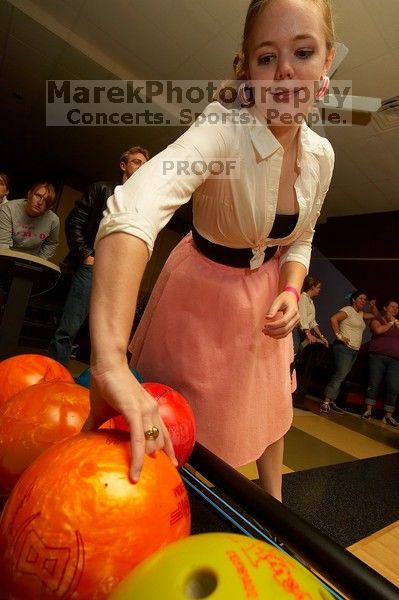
{"left": 184, "top": 569, "right": 218, "bottom": 599}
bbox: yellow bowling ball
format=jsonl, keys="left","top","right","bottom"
{"left": 109, "top": 532, "right": 333, "bottom": 599}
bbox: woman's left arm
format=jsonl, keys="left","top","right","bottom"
{"left": 363, "top": 312, "right": 377, "bottom": 321}
{"left": 363, "top": 300, "right": 380, "bottom": 321}
{"left": 279, "top": 140, "right": 334, "bottom": 266}
{"left": 264, "top": 143, "right": 334, "bottom": 340}
{"left": 262, "top": 261, "right": 306, "bottom": 339}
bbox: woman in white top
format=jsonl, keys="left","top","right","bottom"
{"left": 321, "top": 291, "right": 377, "bottom": 413}
{"left": 84, "top": 0, "right": 336, "bottom": 501}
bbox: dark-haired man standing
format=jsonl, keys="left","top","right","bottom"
{"left": 48, "top": 146, "right": 149, "bottom": 365}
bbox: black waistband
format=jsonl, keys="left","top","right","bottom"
{"left": 192, "top": 227, "right": 278, "bottom": 268}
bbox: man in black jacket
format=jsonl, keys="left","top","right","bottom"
{"left": 48, "top": 145, "right": 149, "bottom": 365}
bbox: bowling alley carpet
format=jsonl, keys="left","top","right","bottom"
{"left": 272, "top": 400, "right": 399, "bottom": 547}
{"left": 282, "top": 452, "right": 399, "bottom": 548}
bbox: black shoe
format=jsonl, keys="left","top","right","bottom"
{"left": 329, "top": 402, "right": 344, "bottom": 414}
{"left": 362, "top": 411, "right": 372, "bottom": 420}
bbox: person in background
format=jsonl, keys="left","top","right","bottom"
{"left": 293, "top": 274, "right": 328, "bottom": 355}
{"left": 0, "top": 172, "right": 12, "bottom": 307}
{"left": 83, "top": 0, "right": 337, "bottom": 501}
{"left": 362, "top": 299, "right": 399, "bottom": 426}
{"left": 321, "top": 291, "right": 377, "bottom": 414}
{"left": 0, "top": 182, "right": 59, "bottom": 260}
{"left": 48, "top": 146, "right": 149, "bottom": 365}
{"left": 0, "top": 173, "right": 10, "bottom": 206}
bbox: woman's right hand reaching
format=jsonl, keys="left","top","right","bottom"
{"left": 82, "top": 362, "right": 177, "bottom": 482}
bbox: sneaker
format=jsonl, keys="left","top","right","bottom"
{"left": 362, "top": 411, "right": 372, "bottom": 420}
{"left": 382, "top": 415, "right": 398, "bottom": 427}
{"left": 329, "top": 402, "right": 344, "bottom": 414}
{"left": 69, "top": 344, "right": 79, "bottom": 360}
{"left": 320, "top": 402, "right": 330, "bottom": 413}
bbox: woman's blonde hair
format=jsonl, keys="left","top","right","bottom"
{"left": 234, "top": 0, "right": 336, "bottom": 80}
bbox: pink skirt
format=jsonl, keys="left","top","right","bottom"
{"left": 129, "top": 234, "right": 294, "bottom": 466}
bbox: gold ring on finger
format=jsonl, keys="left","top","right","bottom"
{"left": 144, "top": 426, "right": 160, "bottom": 441}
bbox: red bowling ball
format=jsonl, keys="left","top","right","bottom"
{"left": 0, "top": 353, "right": 74, "bottom": 406}
{"left": 113, "top": 382, "right": 196, "bottom": 468}
{"left": 0, "top": 430, "right": 190, "bottom": 599}
{"left": 0, "top": 381, "right": 90, "bottom": 494}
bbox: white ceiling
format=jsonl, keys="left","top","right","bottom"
{"left": 1, "top": 0, "right": 398, "bottom": 219}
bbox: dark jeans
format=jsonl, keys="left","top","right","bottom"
{"left": 324, "top": 342, "right": 358, "bottom": 401}
{"left": 48, "top": 264, "right": 93, "bottom": 365}
{"left": 293, "top": 328, "right": 301, "bottom": 355}
{"left": 0, "top": 287, "right": 6, "bottom": 305}
{"left": 365, "top": 352, "right": 399, "bottom": 413}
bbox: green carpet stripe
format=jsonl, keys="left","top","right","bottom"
{"left": 323, "top": 411, "right": 399, "bottom": 449}
{"left": 284, "top": 426, "right": 357, "bottom": 471}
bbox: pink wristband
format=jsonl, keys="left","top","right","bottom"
{"left": 283, "top": 286, "right": 299, "bottom": 303}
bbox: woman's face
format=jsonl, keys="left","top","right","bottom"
{"left": 353, "top": 294, "right": 367, "bottom": 310}
{"left": 385, "top": 302, "right": 399, "bottom": 319}
{"left": 25, "top": 187, "right": 49, "bottom": 218}
{"left": 247, "top": 0, "right": 335, "bottom": 124}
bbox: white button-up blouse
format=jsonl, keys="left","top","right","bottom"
{"left": 98, "top": 101, "right": 334, "bottom": 270}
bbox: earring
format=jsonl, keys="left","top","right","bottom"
{"left": 238, "top": 81, "right": 253, "bottom": 106}
{"left": 316, "top": 74, "right": 330, "bottom": 100}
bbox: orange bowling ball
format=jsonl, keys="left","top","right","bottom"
{"left": 0, "top": 381, "right": 90, "bottom": 494}
{"left": 0, "top": 430, "right": 191, "bottom": 600}
{"left": 0, "top": 353, "right": 74, "bottom": 405}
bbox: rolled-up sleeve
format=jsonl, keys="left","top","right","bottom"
{"left": 280, "top": 141, "right": 335, "bottom": 271}
{"left": 97, "top": 103, "right": 233, "bottom": 257}
{"left": 298, "top": 295, "right": 310, "bottom": 329}
{"left": 298, "top": 295, "right": 317, "bottom": 330}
